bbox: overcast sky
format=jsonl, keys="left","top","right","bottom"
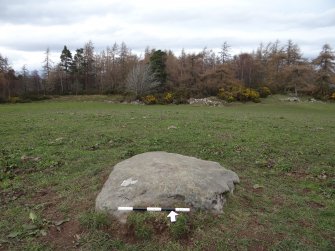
{"left": 0, "top": 0, "right": 334, "bottom": 72}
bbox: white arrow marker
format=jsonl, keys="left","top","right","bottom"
{"left": 167, "top": 211, "right": 178, "bottom": 222}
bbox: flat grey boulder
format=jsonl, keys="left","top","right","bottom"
{"left": 96, "top": 152, "right": 239, "bottom": 222}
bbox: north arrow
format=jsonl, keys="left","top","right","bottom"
{"left": 167, "top": 211, "right": 178, "bottom": 222}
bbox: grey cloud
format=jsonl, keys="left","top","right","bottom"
{"left": 299, "top": 9, "right": 335, "bottom": 29}
{"left": 130, "top": 5, "right": 255, "bottom": 29}
{"left": 0, "top": 0, "right": 134, "bottom": 25}
{"left": 1, "top": 0, "right": 334, "bottom": 71}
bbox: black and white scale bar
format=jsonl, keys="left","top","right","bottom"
{"left": 118, "top": 207, "right": 190, "bottom": 212}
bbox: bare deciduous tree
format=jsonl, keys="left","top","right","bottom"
{"left": 126, "top": 63, "right": 158, "bottom": 97}
{"left": 42, "top": 48, "right": 53, "bottom": 95}
{"left": 219, "top": 42, "right": 231, "bottom": 64}
{"left": 21, "top": 64, "right": 29, "bottom": 94}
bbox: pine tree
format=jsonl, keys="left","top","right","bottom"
{"left": 60, "top": 46, "right": 72, "bottom": 93}
{"left": 60, "top": 46, "right": 72, "bottom": 73}
{"left": 72, "top": 48, "right": 84, "bottom": 94}
{"left": 149, "top": 50, "right": 167, "bottom": 92}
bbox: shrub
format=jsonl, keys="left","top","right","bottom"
{"left": 142, "top": 95, "right": 157, "bottom": 105}
{"left": 173, "top": 96, "right": 189, "bottom": 104}
{"left": 218, "top": 87, "right": 260, "bottom": 103}
{"left": 226, "top": 95, "right": 235, "bottom": 102}
{"left": 258, "top": 86, "right": 272, "bottom": 98}
{"left": 173, "top": 89, "right": 190, "bottom": 104}
{"left": 218, "top": 88, "right": 235, "bottom": 102}
{"left": 238, "top": 88, "right": 260, "bottom": 102}
{"left": 9, "top": 95, "right": 49, "bottom": 103}
{"left": 248, "top": 89, "right": 261, "bottom": 103}
{"left": 9, "top": 96, "right": 23, "bottom": 103}
{"left": 20, "top": 94, "right": 51, "bottom": 102}
{"left": 330, "top": 92, "right": 335, "bottom": 100}
{"left": 163, "top": 92, "right": 174, "bottom": 104}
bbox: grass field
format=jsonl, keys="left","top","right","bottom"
{"left": 0, "top": 96, "right": 334, "bottom": 250}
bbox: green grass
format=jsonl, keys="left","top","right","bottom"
{"left": 0, "top": 95, "right": 334, "bottom": 250}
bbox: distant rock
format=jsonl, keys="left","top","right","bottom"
{"left": 308, "top": 98, "right": 324, "bottom": 103}
{"left": 96, "top": 152, "right": 239, "bottom": 222}
{"left": 188, "top": 97, "right": 224, "bottom": 106}
{"left": 280, "top": 97, "right": 300, "bottom": 102}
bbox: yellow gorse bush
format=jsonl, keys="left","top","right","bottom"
{"left": 259, "top": 86, "right": 271, "bottom": 98}
{"left": 163, "top": 92, "right": 174, "bottom": 104}
{"left": 218, "top": 87, "right": 261, "bottom": 103}
{"left": 143, "top": 95, "right": 157, "bottom": 105}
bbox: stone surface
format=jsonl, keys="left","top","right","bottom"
{"left": 95, "top": 152, "right": 239, "bottom": 222}
{"left": 188, "top": 97, "right": 224, "bottom": 106}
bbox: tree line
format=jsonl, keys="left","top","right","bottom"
{"left": 0, "top": 40, "right": 334, "bottom": 102}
